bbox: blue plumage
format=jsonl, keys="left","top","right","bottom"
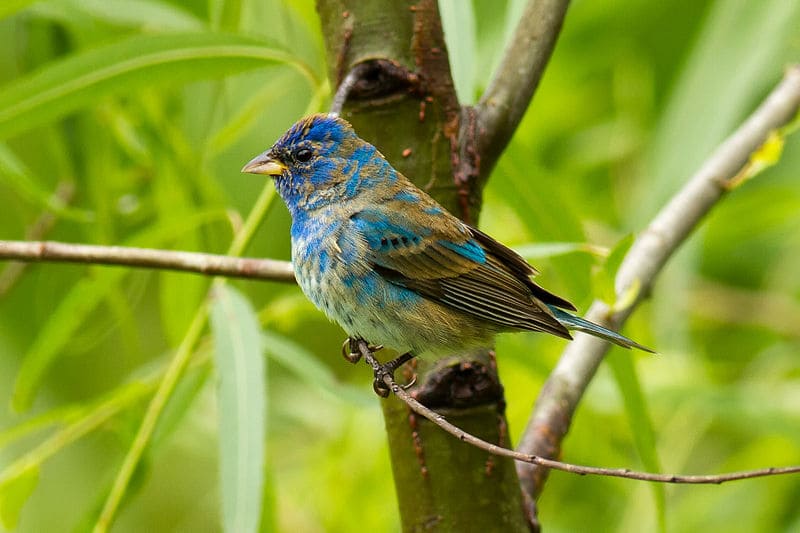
{"left": 242, "top": 114, "right": 652, "bottom": 373}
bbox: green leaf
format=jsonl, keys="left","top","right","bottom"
{"left": 261, "top": 330, "right": 369, "bottom": 406}
{"left": 153, "top": 159, "right": 207, "bottom": 346}
{"left": 258, "top": 463, "right": 277, "bottom": 533}
{"left": 439, "top": 0, "right": 476, "bottom": 103}
{"left": 607, "top": 353, "right": 665, "bottom": 532}
{"left": 641, "top": 0, "right": 800, "bottom": 219}
{"left": 513, "top": 241, "right": 608, "bottom": 261}
{"left": 0, "top": 143, "right": 91, "bottom": 221}
{"left": 611, "top": 277, "right": 641, "bottom": 314}
{"left": 151, "top": 363, "right": 212, "bottom": 448}
{"left": 0, "top": 404, "right": 81, "bottom": 449}
{"left": 727, "top": 130, "right": 786, "bottom": 190}
{"left": 493, "top": 155, "right": 592, "bottom": 297}
{"left": 605, "top": 233, "right": 634, "bottom": 281}
{"left": 211, "top": 284, "right": 265, "bottom": 533}
{"left": 592, "top": 233, "right": 634, "bottom": 306}
{"left": 207, "top": 68, "right": 295, "bottom": 155}
{"left": 0, "top": 465, "right": 39, "bottom": 530}
{"left": 0, "top": 0, "right": 39, "bottom": 19}
{"left": 12, "top": 273, "right": 123, "bottom": 412}
{"left": 750, "top": 130, "right": 785, "bottom": 168}
{"left": 2, "top": 381, "right": 152, "bottom": 530}
{"left": 0, "top": 32, "right": 317, "bottom": 141}
{"left": 211, "top": 0, "right": 245, "bottom": 32}
{"left": 33, "top": 0, "right": 204, "bottom": 30}
{"left": 11, "top": 209, "right": 228, "bottom": 411}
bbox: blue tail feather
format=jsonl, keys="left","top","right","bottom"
{"left": 548, "top": 306, "right": 655, "bottom": 353}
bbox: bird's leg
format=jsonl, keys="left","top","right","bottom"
{"left": 349, "top": 339, "right": 416, "bottom": 397}
{"left": 370, "top": 351, "right": 416, "bottom": 398}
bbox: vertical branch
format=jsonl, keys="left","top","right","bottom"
{"left": 469, "top": 0, "right": 571, "bottom": 182}
{"left": 317, "top": 0, "right": 576, "bottom": 529}
{"left": 316, "top": 1, "right": 532, "bottom": 530}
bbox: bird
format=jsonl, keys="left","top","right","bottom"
{"left": 242, "top": 113, "right": 652, "bottom": 395}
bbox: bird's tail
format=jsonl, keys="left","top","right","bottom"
{"left": 549, "top": 306, "right": 655, "bottom": 353}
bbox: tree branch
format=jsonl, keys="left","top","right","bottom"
{"left": 516, "top": 65, "right": 800, "bottom": 499}
{"left": 0, "top": 181, "right": 76, "bottom": 295}
{"left": 0, "top": 240, "right": 295, "bottom": 282}
{"left": 471, "top": 0, "right": 571, "bottom": 179}
{"left": 357, "top": 340, "right": 800, "bottom": 484}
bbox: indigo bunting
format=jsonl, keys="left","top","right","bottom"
{"left": 243, "top": 114, "right": 651, "bottom": 394}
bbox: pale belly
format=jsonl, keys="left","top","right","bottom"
{"left": 292, "top": 254, "right": 497, "bottom": 357}
{"left": 293, "top": 254, "right": 418, "bottom": 354}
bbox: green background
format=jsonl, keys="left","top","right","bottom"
{"left": 0, "top": 0, "right": 799, "bottom": 531}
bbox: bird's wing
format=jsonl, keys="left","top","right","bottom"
{"left": 349, "top": 205, "right": 574, "bottom": 339}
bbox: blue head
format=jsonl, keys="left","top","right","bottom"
{"left": 242, "top": 114, "right": 394, "bottom": 216}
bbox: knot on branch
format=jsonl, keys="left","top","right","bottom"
{"left": 345, "top": 59, "right": 423, "bottom": 102}
{"left": 416, "top": 358, "right": 505, "bottom": 409}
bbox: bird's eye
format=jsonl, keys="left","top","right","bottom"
{"left": 295, "top": 148, "right": 313, "bottom": 163}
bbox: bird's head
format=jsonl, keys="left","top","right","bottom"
{"left": 242, "top": 113, "right": 391, "bottom": 215}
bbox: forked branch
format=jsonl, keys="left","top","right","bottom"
{"left": 472, "top": 0, "right": 571, "bottom": 178}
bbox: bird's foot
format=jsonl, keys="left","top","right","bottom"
{"left": 371, "top": 351, "right": 415, "bottom": 398}
{"left": 344, "top": 339, "right": 416, "bottom": 397}
{"left": 341, "top": 337, "right": 382, "bottom": 364}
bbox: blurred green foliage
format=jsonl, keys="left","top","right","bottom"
{"left": 0, "top": 0, "right": 799, "bottom": 531}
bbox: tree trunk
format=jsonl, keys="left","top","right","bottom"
{"left": 316, "top": 0, "right": 530, "bottom": 530}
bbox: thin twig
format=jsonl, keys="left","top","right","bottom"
{"left": 473, "top": 0, "right": 571, "bottom": 177}
{"left": 0, "top": 240, "right": 295, "bottom": 283}
{"left": 356, "top": 340, "right": 800, "bottom": 485}
{"left": 517, "top": 65, "right": 800, "bottom": 499}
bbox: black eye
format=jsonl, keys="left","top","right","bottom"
{"left": 295, "top": 148, "right": 313, "bottom": 163}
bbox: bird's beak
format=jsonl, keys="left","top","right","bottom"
{"left": 241, "top": 153, "right": 287, "bottom": 176}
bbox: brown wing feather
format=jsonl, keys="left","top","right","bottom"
{"left": 468, "top": 226, "right": 577, "bottom": 312}
{"left": 352, "top": 195, "right": 574, "bottom": 338}
{"left": 368, "top": 235, "right": 572, "bottom": 339}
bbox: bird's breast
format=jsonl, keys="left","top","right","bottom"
{"left": 291, "top": 217, "right": 364, "bottom": 323}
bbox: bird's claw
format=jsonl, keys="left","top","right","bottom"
{"left": 341, "top": 337, "right": 383, "bottom": 364}
{"left": 373, "top": 372, "right": 392, "bottom": 398}
{"left": 342, "top": 339, "right": 413, "bottom": 397}
{"left": 370, "top": 351, "right": 415, "bottom": 398}
{"left": 341, "top": 338, "right": 361, "bottom": 364}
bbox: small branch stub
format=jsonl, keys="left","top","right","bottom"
{"left": 331, "top": 59, "right": 422, "bottom": 115}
